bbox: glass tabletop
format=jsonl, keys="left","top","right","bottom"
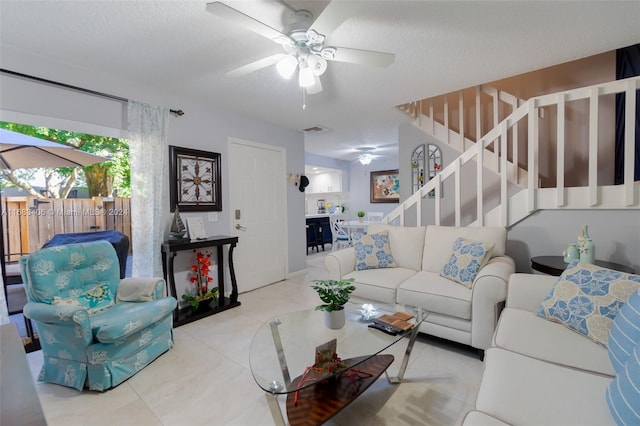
{"left": 248, "top": 304, "right": 423, "bottom": 395}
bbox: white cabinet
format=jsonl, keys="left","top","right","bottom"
{"left": 308, "top": 171, "right": 342, "bottom": 193}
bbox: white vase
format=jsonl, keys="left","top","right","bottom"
{"left": 324, "top": 308, "right": 346, "bottom": 330}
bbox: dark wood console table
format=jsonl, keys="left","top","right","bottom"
{"left": 531, "top": 255, "right": 635, "bottom": 276}
{"left": 161, "top": 235, "right": 240, "bottom": 326}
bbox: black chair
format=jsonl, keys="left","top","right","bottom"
{"left": 42, "top": 230, "right": 129, "bottom": 278}
{"left": 306, "top": 223, "right": 321, "bottom": 255}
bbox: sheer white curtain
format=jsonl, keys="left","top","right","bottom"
{"left": 128, "top": 101, "right": 169, "bottom": 277}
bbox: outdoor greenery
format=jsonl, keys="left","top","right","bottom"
{"left": 0, "top": 121, "right": 130, "bottom": 198}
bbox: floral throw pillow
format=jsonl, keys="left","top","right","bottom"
{"left": 354, "top": 231, "right": 397, "bottom": 271}
{"left": 440, "top": 237, "right": 495, "bottom": 288}
{"left": 52, "top": 283, "right": 115, "bottom": 314}
{"left": 536, "top": 261, "right": 640, "bottom": 347}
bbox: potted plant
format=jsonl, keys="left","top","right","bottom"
{"left": 182, "top": 249, "right": 219, "bottom": 313}
{"left": 357, "top": 210, "right": 366, "bottom": 222}
{"left": 311, "top": 278, "right": 356, "bottom": 329}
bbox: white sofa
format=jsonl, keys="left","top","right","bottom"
{"left": 463, "top": 273, "right": 618, "bottom": 425}
{"left": 324, "top": 224, "right": 515, "bottom": 351}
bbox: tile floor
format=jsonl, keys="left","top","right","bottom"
{"left": 25, "top": 251, "right": 483, "bottom": 425}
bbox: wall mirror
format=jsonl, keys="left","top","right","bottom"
{"left": 411, "top": 143, "right": 442, "bottom": 197}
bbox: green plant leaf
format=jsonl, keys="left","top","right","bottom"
{"left": 311, "top": 278, "right": 356, "bottom": 312}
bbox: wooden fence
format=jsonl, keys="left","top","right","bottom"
{"left": 2, "top": 196, "right": 131, "bottom": 262}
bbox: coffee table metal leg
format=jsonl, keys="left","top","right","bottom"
{"left": 386, "top": 307, "right": 423, "bottom": 384}
{"left": 265, "top": 393, "right": 286, "bottom": 426}
{"left": 270, "top": 318, "right": 292, "bottom": 387}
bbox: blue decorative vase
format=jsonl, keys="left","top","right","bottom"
{"left": 580, "top": 239, "right": 595, "bottom": 264}
{"left": 577, "top": 225, "right": 595, "bottom": 264}
{"left": 564, "top": 244, "right": 579, "bottom": 263}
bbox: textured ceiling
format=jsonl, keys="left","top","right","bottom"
{"left": 1, "top": 1, "right": 639, "bottom": 161}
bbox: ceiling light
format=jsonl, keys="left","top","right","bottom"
{"left": 276, "top": 55, "right": 298, "bottom": 79}
{"left": 359, "top": 154, "right": 373, "bottom": 165}
{"left": 298, "top": 65, "right": 315, "bottom": 88}
{"left": 307, "top": 54, "right": 327, "bottom": 76}
{"left": 306, "top": 74, "right": 323, "bottom": 94}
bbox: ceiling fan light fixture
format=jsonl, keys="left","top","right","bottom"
{"left": 359, "top": 153, "right": 373, "bottom": 165}
{"left": 276, "top": 55, "right": 298, "bottom": 79}
{"left": 307, "top": 54, "right": 328, "bottom": 76}
{"left": 298, "top": 64, "right": 315, "bottom": 88}
{"left": 306, "top": 74, "right": 323, "bottom": 94}
{"left": 306, "top": 29, "right": 325, "bottom": 45}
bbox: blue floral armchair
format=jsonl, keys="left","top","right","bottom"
{"left": 21, "top": 240, "right": 177, "bottom": 391}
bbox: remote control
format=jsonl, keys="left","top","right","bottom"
{"left": 368, "top": 322, "right": 400, "bottom": 335}
{"left": 372, "top": 318, "right": 404, "bottom": 334}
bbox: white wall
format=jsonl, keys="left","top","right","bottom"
{"left": 507, "top": 209, "right": 640, "bottom": 274}
{"left": 0, "top": 47, "right": 308, "bottom": 285}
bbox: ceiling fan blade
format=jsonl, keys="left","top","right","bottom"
{"left": 328, "top": 47, "right": 395, "bottom": 68}
{"left": 309, "top": 1, "right": 363, "bottom": 37}
{"left": 226, "top": 54, "right": 285, "bottom": 77}
{"left": 206, "top": 2, "right": 292, "bottom": 45}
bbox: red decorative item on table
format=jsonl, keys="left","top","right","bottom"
{"left": 182, "top": 249, "right": 218, "bottom": 311}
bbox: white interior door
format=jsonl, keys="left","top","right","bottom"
{"left": 229, "top": 139, "right": 286, "bottom": 293}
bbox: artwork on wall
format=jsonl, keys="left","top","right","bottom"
{"left": 169, "top": 145, "right": 222, "bottom": 212}
{"left": 370, "top": 169, "right": 400, "bottom": 203}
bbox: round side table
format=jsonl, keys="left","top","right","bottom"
{"left": 530, "top": 256, "right": 635, "bottom": 276}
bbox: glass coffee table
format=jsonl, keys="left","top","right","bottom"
{"left": 249, "top": 305, "right": 425, "bottom": 426}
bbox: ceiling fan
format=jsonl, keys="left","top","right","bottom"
{"left": 206, "top": 1, "right": 395, "bottom": 94}
{"left": 352, "top": 146, "right": 394, "bottom": 165}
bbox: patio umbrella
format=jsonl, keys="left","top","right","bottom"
{"left": 0, "top": 128, "right": 108, "bottom": 285}
{"left": 0, "top": 128, "right": 107, "bottom": 170}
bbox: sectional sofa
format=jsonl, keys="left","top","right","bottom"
{"left": 324, "top": 224, "right": 515, "bottom": 351}
{"left": 464, "top": 265, "right": 640, "bottom": 425}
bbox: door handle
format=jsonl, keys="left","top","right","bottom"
{"left": 235, "top": 224, "right": 247, "bottom": 231}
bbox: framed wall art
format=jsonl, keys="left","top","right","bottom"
{"left": 169, "top": 145, "right": 222, "bottom": 212}
{"left": 370, "top": 169, "right": 400, "bottom": 203}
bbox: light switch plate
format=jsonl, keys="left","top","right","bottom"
{"left": 208, "top": 212, "right": 218, "bottom": 222}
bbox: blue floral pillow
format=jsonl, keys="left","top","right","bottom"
{"left": 536, "top": 261, "right": 640, "bottom": 347}
{"left": 440, "top": 237, "right": 495, "bottom": 288}
{"left": 354, "top": 231, "right": 397, "bottom": 271}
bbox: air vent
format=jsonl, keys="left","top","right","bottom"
{"left": 300, "top": 126, "right": 328, "bottom": 133}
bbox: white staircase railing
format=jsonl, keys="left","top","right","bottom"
{"left": 386, "top": 77, "right": 640, "bottom": 228}
{"left": 398, "top": 85, "right": 528, "bottom": 186}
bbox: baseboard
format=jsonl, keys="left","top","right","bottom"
{"left": 287, "top": 268, "right": 307, "bottom": 280}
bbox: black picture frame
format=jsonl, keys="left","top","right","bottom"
{"left": 169, "top": 145, "right": 222, "bottom": 212}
